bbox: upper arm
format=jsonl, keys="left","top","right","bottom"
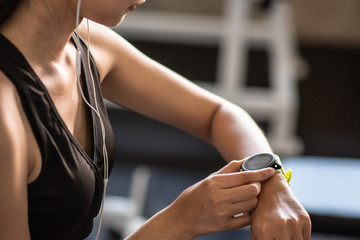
{"left": 84, "top": 22, "right": 224, "bottom": 140}
{"left": 0, "top": 72, "right": 31, "bottom": 239}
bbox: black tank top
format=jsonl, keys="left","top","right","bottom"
{"left": 0, "top": 33, "right": 115, "bottom": 239}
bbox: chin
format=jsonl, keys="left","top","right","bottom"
{"left": 94, "top": 14, "right": 127, "bottom": 28}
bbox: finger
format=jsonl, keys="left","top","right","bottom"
{"left": 251, "top": 225, "right": 289, "bottom": 240}
{"left": 302, "top": 219, "right": 312, "bottom": 240}
{"left": 268, "top": 221, "right": 293, "bottom": 240}
{"left": 250, "top": 230, "right": 273, "bottom": 240}
{"left": 225, "top": 182, "right": 261, "bottom": 202}
{"left": 292, "top": 233, "right": 304, "bottom": 240}
{"left": 277, "top": 228, "right": 292, "bottom": 240}
{"left": 230, "top": 198, "right": 259, "bottom": 216}
{"left": 215, "top": 168, "right": 275, "bottom": 189}
{"left": 216, "top": 160, "right": 245, "bottom": 174}
{"left": 224, "top": 214, "right": 251, "bottom": 231}
{"left": 283, "top": 223, "right": 302, "bottom": 240}
{"left": 289, "top": 222, "right": 303, "bottom": 240}
{"left": 282, "top": 216, "right": 307, "bottom": 240}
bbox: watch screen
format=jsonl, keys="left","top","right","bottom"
{"left": 242, "top": 153, "right": 275, "bottom": 170}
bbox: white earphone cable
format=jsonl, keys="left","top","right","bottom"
{"left": 75, "top": 1, "right": 109, "bottom": 239}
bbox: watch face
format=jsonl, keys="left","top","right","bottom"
{"left": 242, "top": 153, "right": 275, "bottom": 171}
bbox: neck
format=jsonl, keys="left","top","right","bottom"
{"left": 0, "top": 0, "right": 81, "bottom": 65}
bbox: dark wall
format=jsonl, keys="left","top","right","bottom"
{"left": 297, "top": 45, "right": 360, "bottom": 158}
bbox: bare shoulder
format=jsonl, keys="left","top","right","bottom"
{"left": 0, "top": 71, "right": 32, "bottom": 239}
{"left": 0, "top": 72, "right": 39, "bottom": 181}
{"left": 0, "top": 71, "right": 25, "bottom": 138}
{"left": 0, "top": 71, "right": 32, "bottom": 181}
{"left": 76, "top": 20, "right": 139, "bottom": 81}
{"left": 0, "top": 71, "right": 27, "bottom": 140}
{"left": 77, "top": 20, "right": 133, "bottom": 53}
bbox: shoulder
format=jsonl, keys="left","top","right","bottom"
{"left": 0, "top": 71, "right": 28, "bottom": 160}
{"left": 0, "top": 71, "right": 25, "bottom": 132}
{"left": 0, "top": 71, "right": 23, "bottom": 130}
{"left": 76, "top": 20, "right": 147, "bottom": 81}
{"left": 0, "top": 71, "right": 36, "bottom": 182}
{"left": 77, "top": 20, "right": 134, "bottom": 54}
{"left": 0, "top": 71, "right": 32, "bottom": 238}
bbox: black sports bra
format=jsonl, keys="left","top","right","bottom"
{"left": 0, "top": 33, "right": 115, "bottom": 239}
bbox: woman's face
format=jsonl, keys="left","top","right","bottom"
{"left": 80, "top": 0, "right": 145, "bottom": 27}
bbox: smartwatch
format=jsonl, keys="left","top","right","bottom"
{"left": 241, "top": 153, "right": 292, "bottom": 185}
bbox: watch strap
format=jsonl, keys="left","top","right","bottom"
{"left": 275, "top": 155, "right": 292, "bottom": 185}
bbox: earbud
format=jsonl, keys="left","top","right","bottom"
{"left": 76, "top": 50, "right": 81, "bottom": 77}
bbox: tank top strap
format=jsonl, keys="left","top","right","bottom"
{"left": 72, "top": 32, "right": 115, "bottom": 169}
{"left": 0, "top": 33, "right": 54, "bottom": 156}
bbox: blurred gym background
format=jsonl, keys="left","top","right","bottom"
{"left": 87, "top": 0, "right": 360, "bottom": 239}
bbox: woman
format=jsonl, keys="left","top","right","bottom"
{"left": 0, "top": 0, "right": 311, "bottom": 239}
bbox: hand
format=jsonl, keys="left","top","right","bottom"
{"left": 167, "top": 160, "right": 275, "bottom": 239}
{"left": 250, "top": 172, "right": 312, "bottom": 240}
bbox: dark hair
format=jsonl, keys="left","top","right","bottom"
{"left": 0, "top": 0, "right": 22, "bottom": 25}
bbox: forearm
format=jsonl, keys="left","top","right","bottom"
{"left": 209, "top": 101, "right": 290, "bottom": 190}
{"left": 125, "top": 205, "right": 193, "bottom": 240}
{"left": 210, "top": 101, "right": 272, "bottom": 162}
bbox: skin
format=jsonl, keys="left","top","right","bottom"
{"left": 0, "top": 0, "right": 311, "bottom": 239}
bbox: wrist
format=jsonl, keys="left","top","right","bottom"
{"left": 273, "top": 169, "right": 289, "bottom": 185}
{"left": 262, "top": 170, "right": 291, "bottom": 193}
{"left": 159, "top": 203, "right": 195, "bottom": 240}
